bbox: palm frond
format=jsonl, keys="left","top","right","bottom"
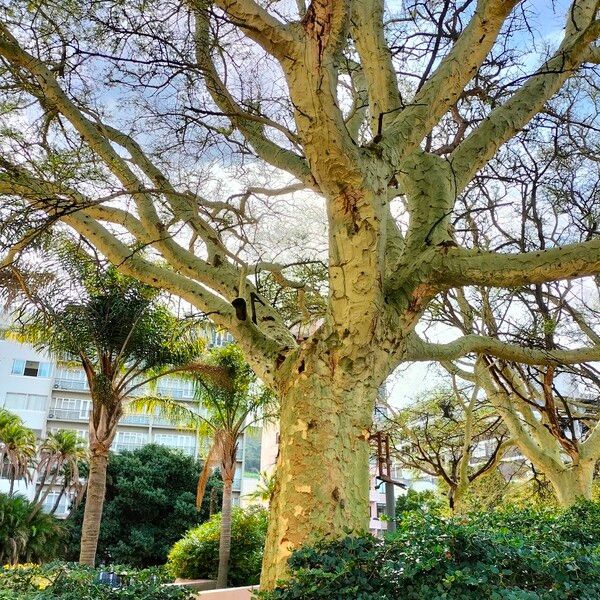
{"left": 127, "top": 395, "right": 206, "bottom": 430}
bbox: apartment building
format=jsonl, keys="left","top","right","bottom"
{"left": 0, "top": 330, "right": 254, "bottom": 515}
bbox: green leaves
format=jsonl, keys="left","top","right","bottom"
{"left": 167, "top": 506, "right": 268, "bottom": 586}
{"left": 260, "top": 502, "right": 600, "bottom": 600}
{"left": 65, "top": 444, "right": 215, "bottom": 567}
{"left": 0, "top": 494, "right": 66, "bottom": 565}
{"left": 0, "top": 562, "right": 194, "bottom": 600}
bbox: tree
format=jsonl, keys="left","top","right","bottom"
{"left": 389, "top": 385, "right": 512, "bottom": 512}
{"left": 66, "top": 444, "right": 222, "bottom": 567}
{"left": 1, "top": 0, "right": 600, "bottom": 586}
{"left": 134, "top": 344, "right": 274, "bottom": 587}
{"left": 0, "top": 411, "right": 36, "bottom": 496}
{"left": 430, "top": 282, "right": 600, "bottom": 506}
{"left": 0, "top": 493, "right": 65, "bottom": 565}
{"left": 8, "top": 247, "right": 205, "bottom": 566}
{"left": 31, "top": 429, "right": 88, "bottom": 519}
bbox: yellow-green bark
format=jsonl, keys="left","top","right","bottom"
{"left": 262, "top": 356, "right": 377, "bottom": 587}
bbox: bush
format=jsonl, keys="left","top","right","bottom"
{"left": 259, "top": 502, "right": 600, "bottom": 599}
{"left": 395, "top": 488, "right": 446, "bottom": 518}
{"left": 0, "top": 562, "right": 194, "bottom": 600}
{"left": 67, "top": 444, "right": 222, "bottom": 567}
{"left": 167, "top": 506, "right": 268, "bottom": 586}
{"left": 0, "top": 493, "right": 65, "bottom": 565}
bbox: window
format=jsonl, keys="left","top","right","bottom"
{"left": 156, "top": 376, "right": 195, "bottom": 399}
{"left": 48, "top": 427, "right": 89, "bottom": 441}
{"left": 154, "top": 433, "right": 196, "bottom": 455}
{"left": 3, "top": 392, "right": 48, "bottom": 411}
{"left": 49, "top": 397, "right": 90, "bottom": 421}
{"left": 11, "top": 359, "right": 52, "bottom": 378}
{"left": 210, "top": 329, "right": 234, "bottom": 348}
{"left": 115, "top": 431, "right": 148, "bottom": 452}
{"left": 41, "top": 491, "right": 72, "bottom": 516}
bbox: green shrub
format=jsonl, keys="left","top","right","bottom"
{"left": 395, "top": 488, "right": 446, "bottom": 519}
{"left": 0, "top": 493, "right": 65, "bottom": 565}
{"left": 0, "top": 562, "right": 194, "bottom": 599}
{"left": 167, "top": 507, "right": 268, "bottom": 586}
{"left": 67, "top": 444, "right": 222, "bottom": 567}
{"left": 259, "top": 502, "right": 600, "bottom": 600}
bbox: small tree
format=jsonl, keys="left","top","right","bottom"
{"left": 66, "top": 444, "right": 221, "bottom": 567}
{"left": 134, "top": 344, "right": 275, "bottom": 587}
{"left": 390, "top": 384, "right": 512, "bottom": 512}
{"left": 0, "top": 409, "right": 36, "bottom": 496}
{"left": 31, "top": 429, "right": 88, "bottom": 519}
{"left": 9, "top": 245, "right": 205, "bottom": 565}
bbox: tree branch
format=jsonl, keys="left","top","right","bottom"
{"left": 381, "top": 0, "right": 519, "bottom": 163}
{"left": 436, "top": 239, "right": 600, "bottom": 288}
{"left": 450, "top": 1, "right": 600, "bottom": 192}
{"left": 406, "top": 333, "right": 600, "bottom": 365}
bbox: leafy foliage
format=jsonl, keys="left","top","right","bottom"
{"left": 66, "top": 444, "right": 221, "bottom": 567}
{"left": 395, "top": 489, "right": 446, "bottom": 519}
{"left": 13, "top": 248, "right": 205, "bottom": 383}
{"left": 0, "top": 494, "right": 65, "bottom": 565}
{"left": 259, "top": 502, "right": 600, "bottom": 599}
{"left": 0, "top": 562, "right": 193, "bottom": 600}
{"left": 167, "top": 507, "right": 268, "bottom": 586}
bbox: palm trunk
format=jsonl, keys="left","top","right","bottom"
{"left": 32, "top": 460, "right": 51, "bottom": 504}
{"left": 8, "top": 469, "right": 15, "bottom": 496}
{"left": 260, "top": 366, "right": 377, "bottom": 588}
{"left": 79, "top": 450, "right": 109, "bottom": 565}
{"left": 216, "top": 474, "right": 234, "bottom": 588}
{"left": 78, "top": 381, "right": 121, "bottom": 566}
{"left": 30, "top": 463, "right": 62, "bottom": 521}
{"left": 50, "top": 485, "right": 66, "bottom": 515}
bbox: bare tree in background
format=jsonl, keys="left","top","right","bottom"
{"left": 389, "top": 382, "right": 511, "bottom": 512}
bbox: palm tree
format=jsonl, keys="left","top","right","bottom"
{"left": 0, "top": 407, "right": 22, "bottom": 484}
{"left": 245, "top": 471, "right": 276, "bottom": 505}
{"left": 132, "top": 344, "right": 275, "bottom": 588}
{"left": 9, "top": 245, "right": 205, "bottom": 566}
{"left": 31, "top": 430, "right": 88, "bottom": 518}
{"left": 0, "top": 493, "right": 65, "bottom": 565}
{"left": 0, "top": 414, "right": 36, "bottom": 496}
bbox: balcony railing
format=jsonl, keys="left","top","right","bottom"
{"left": 156, "top": 387, "right": 195, "bottom": 399}
{"left": 120, "top": 414, "right": 151, "bottom": 425}
{"left": 114, "top": 442, "right": 147, "bottom": 453}
{"left": 53, "top": 378, "right": 89, "bottom": 391}
{"left": 48, "top": 408, "right": 90, "bottom": 421}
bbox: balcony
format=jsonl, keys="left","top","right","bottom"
{"left": 120, "top": 414, "right": 151, "bottom": 426}
{"left": 48, "top": 408, "right": 90, "bottom": 422}
{"left": 156, "top": 387, "right": 195, "bottom": 400}
{"left": 53, "top": 378, "right": 89, "bottom": 391}
{"left": 114, "top": 442, "right": 147, "bottom": 453}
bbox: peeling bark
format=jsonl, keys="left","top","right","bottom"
{"left": 261, "top": 350, "right": 379, "bottom": 587}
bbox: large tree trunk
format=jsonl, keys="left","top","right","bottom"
{"left": 260, "top": 363, "right": 378, "bottom": 588}
{"left": 79, "top": 450, "right": 108, "bottom": 566}
{"left": 546, "top": 461, "right": 596, "bottom": 506}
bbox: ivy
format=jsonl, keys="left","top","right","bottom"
{"left": 259, "top": 502, "right": 600, "bottom": 600}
